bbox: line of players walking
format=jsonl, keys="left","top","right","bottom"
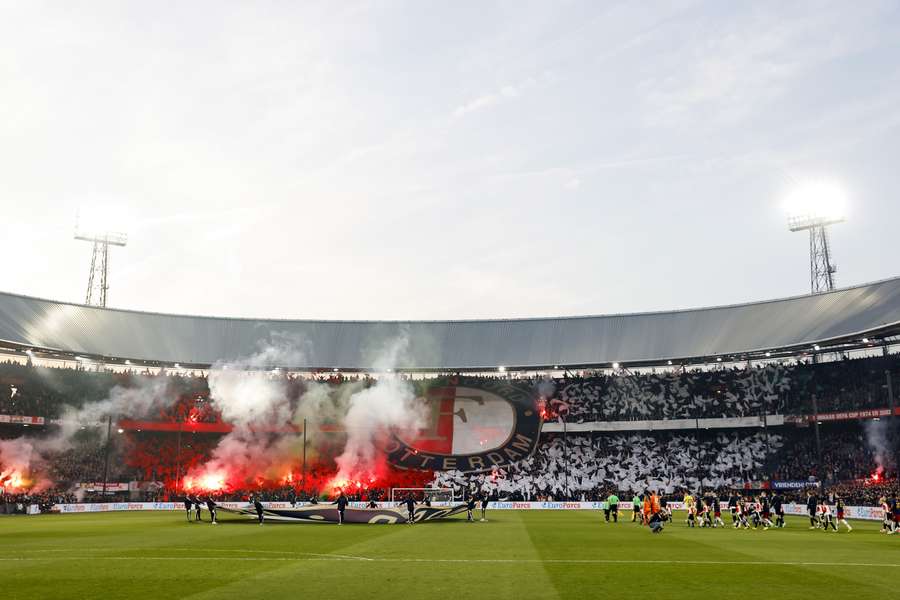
{"left": 602, "top": 489, "right": 900, "bottom": 534}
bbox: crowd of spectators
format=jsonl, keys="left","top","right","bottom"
{"left": 3, "top": 353, "right": 897, "bottom": 424}
{"left": 433, "top": 430, "right": 781, "bottom": 500}
{"left": 2, "top": 353, "right": 899, "bottom": 508}
{"left": 772, "top": 421, "right": 897, "bottom": 481}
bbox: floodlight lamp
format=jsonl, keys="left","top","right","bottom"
{"left": 785, "top": 181, "right": 847, "bottom": 231}
{"left": 498, "top": 366, "right": 506, "bottom": 373}
{"left": 612, "top": 362, "right": 620, "bottom": 370}
{"left": 74, "top": 206, "right": 129, "bottom": 245}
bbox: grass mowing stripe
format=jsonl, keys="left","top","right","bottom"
{"left": 4, "top": 511, "right": 900, "bottom": 600}
{"left": 1, "top": 556, "right": 900, "bottom": 567}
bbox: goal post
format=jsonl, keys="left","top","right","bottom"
{"left": 390, "top": 487, "right": 455, "bottom": 504}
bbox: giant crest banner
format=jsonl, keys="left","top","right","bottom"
{"left": 387, "top": 378, "right": 544, "bottom": 473}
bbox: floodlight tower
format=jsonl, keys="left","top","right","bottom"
{"left": 75, "top": 213, "right": 127, "bottom": 307}
{"left": 786, "top": 183, "right": 846, "bottom": 294}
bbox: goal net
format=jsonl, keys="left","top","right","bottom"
{"left": 390, "top": 487, "right": 455, "bottom": 504}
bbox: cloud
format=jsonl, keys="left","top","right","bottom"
{"left": 638, "top": 4, "right": 890, "bottom": 128}
{"left": 452, "top": 75, "right": 545, "bottom": 118}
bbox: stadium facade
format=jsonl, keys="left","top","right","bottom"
{"left": 1, "top": 276, "right": 900, "bottom": 371}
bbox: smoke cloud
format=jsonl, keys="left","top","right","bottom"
{"left": 186, "top": 333, "right": 427, "bottom": 494}
{"left": 0, "top": 376, "right": 172, "bottom": 493}
{"left": 862, "top": 419, "right": 894, "bottom": 475}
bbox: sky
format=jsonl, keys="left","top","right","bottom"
{"left": 1, "top": 0, "right": 899, "bottom": 321}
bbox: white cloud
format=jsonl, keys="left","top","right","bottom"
{"left": 452, "top": 75, "right": 541, "bottom": 118}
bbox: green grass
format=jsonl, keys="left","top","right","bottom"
{"left": 2, "top": 510, "right": 899, "bottom": 599}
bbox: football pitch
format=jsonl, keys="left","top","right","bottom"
{"left": 2, "top": 510, "right": 899, "bottom": 600}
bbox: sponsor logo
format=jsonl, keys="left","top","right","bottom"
{"left": 387, "top": 379, "right": 543, "bottom": 473}
{"left": 770, "top": 480, "right": 815, "bottom": 490}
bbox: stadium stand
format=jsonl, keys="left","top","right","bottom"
{"left": 2, "top": 353, "right": 898, "bottom": 506}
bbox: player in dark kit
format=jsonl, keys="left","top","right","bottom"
{"left": 404, "top": 494, "right": 416, "bottom": 524}
{"left": 480, "top": 492, "right": 490, "bottom": 522}
{"left": 772, "top": 492, "right": 785, "bottom": 528}
{"left": 335, "top": 491, "right": 348, "bottom": 525}
{"left": 759, "top": 493, "right": 773, "bottom": 530}
{"left": 704, "top": 492, "right": 716, "bottom": 528}
{"left": 893, "top": 494, "right": 900, "bottom": 534}
{"left": 192, "top": 495, "right": 202, "bottom": 522}
{"left": 712, "top": 493, "right": 724, "bottom": 528}
{"left": 253, "top": 495, "right": 265, "bottom": 525}
{"left": 205, "top": 497, "right": 217, "bottom": 525}
{"left": 806, "top": 491, "right": 819, "bottom": 529}
{"left": 729, "top": 494, "right": 739, "bottom": 527}
{"left": 183, "top": 497, "right": 193, "bottom": 522}
{"left": 466, "top": 494, "right": 477, "bottom": 522}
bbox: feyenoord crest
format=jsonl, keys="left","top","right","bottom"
{"left": 386, "top": 378, "right": 543, "bottom": 473}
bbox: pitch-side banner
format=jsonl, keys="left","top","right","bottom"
{"left": 49, "top": 501, "right": 887, "bottom": 521}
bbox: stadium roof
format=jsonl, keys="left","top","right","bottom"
{"left": 1, "top": 277, "right": 900, "bottom": 371}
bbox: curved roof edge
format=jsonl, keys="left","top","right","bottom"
{"left": 1, "top": 277, "right": 899, "bottom": 370}
{"left": 4, "top": 274, "right": 900, "bottom": 324}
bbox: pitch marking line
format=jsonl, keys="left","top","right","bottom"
{"left": 1, "top": 556, "right": 899, "bottom": 568}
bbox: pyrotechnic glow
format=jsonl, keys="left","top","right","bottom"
{"left": 329, "top": 477, "right": 369, "bottom": 491}
{"left": 1, "top": 471, "right": 28, "bottom": 491}
{"left": 184, "top": 472, "right": 226, "bottom": 492}
{"left": 202, "top": 473, "right": 225, "bottom": 491}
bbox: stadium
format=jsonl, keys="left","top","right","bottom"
{"left": 4, "top": 4, "right": 900, "bottom": 600}
{"left": 3, "top": 278, "right": 900, "bottom": 598}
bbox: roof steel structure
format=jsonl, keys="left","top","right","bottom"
{"left": 1, "top": 277, "right": 899, "bottom": 371}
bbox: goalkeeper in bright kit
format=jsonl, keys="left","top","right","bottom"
{"left": 683, "top": 492, "right": 696, "bottom": 527}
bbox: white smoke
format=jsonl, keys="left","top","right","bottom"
{"left": 0, "top": 438, "right": 48, "bottom": 492}
{"left": 333, "top": 375, "right": 426, "bottom": 483}
{"left": 1, "top": 375, "right": 174, "bottom": 491}
{"left": 333, "top": 334, "right": 428, "bottom": 483}
{"left": 48, "top": 377, "right": 172, "bottom": 451}
{"left": 862, "top": 419, "right": 893, "bottom": 475}
{"left": 190, "top": 333, "right": 430, "bottom": 491}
